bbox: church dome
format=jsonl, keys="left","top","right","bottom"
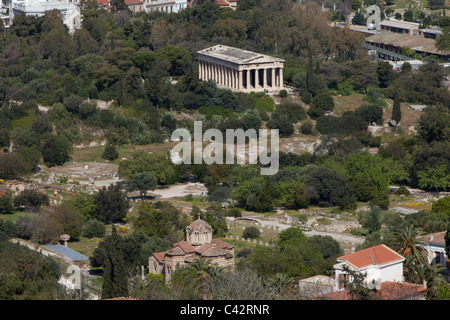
{"left": 186, "top": 218, "right": 212, "bottom": 246}
{"left": 188, "top": 218, "right": 212, "bottom": 231}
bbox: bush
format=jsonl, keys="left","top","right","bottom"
{"left": 82, "top": 219, "right": 106, "bottom": 238}
{"left": 102, "top": 144, "right": 119, "bottom": 161}
{"left": 14, "top": 189, "right": 49, "bottom": 212}
{"left": 300, "top": 92, "right": 312, "bottom": 104}
{"left": 369, "top": 190, "right": 390, "bottom": 210}
{"left": 227, "top": 208, "right": 242, "bottom": 217}
{"left": 355, "top": 104, "right": 383, "bottom": 124}
{"left": 395, "top": 185, "right": 411, "bottom": 196}
{"left": 243, "top": 226, "right": 260, "bottom": 239}
{"left": 279, "top": 90, "right": 287, "bottom": 98}
{"left": 300, "top": 121, "right": 314, "bottom": 135}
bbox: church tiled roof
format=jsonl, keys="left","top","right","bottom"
{"left": 212, "top": 238, "right": 234, "bottom": 250}
{"left": 173, "top": 240, "right": 196, "bottom": 253}
{"left": 200, "top": 246, "right": 227, "bottom": 258}
{"left": 165, "top": 246, "right": 187, "bottom": 256}
{"left": 152, "top": 252, "right": 165, "bottom": 262}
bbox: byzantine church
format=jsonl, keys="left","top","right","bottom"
{"left": 148, "top": 218, "right": 235, "bottom": 281}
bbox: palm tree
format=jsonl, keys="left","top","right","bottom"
{"left": 188, "top": 258, "right": 213, "bottom": 300}
{"left": 270, "top": 273, "right": 294, "bottom": 299}
{"left": 393, "top": 224, "right": 428, "bottom": 265}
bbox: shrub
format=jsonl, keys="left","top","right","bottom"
{"left": 355, "top": 104, "right": 383, "bottom": 124}
{"left": 300, "top": 120, "right": 314, "bottom": 135}
{"left": 395, "top": 185, "right": 411, "bottom": 196}
{"left": 14, "top": 189, "right": 49, "bottom": 212}
{"left": 243, "top": 226, "right": 260, "bottom": 239}
{"left": 102, "top": 144, "right": 119, "bottom": 161}
{"left": 369, "top": 190, "right": 390, "bottom": 210}
{"left": 82, "top": 219, "right": 106, "bottom": 238}
{"left": 227, "top": 208, "right": 242, "bottom": 217}
{"left": 279, "top": 90, "right": 288, "bottom": 98}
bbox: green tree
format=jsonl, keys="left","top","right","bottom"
{"left": 377, "top": 61, "right": 394, "bottom": 88}
{"left": 392, "top": 95, "right": 402, "bottom": 127}
{"left": 243, "top": 226, "right": 260, "bottom": 239}
{"left": 82, "top": 219, "right": 105, "bottom": 238}
{"left": 393, "top": 224, "right": 428, "bottom": 265}
{"left": 445, "top": 222, "right": 450, "bottom": 259}
{"left": 307, "top": 235, "right": 343, "bottom": 260}
{"left": 417, "top": 106, "right": 450, "bottom": 144}
{"left": 363, "top": 206, "right": 382, "bottom": 234}
{"left": 417, "top": 165, "right": 450, "bottom": 192}
{"left": 126, "top": 172, "right": 158, "bottom": 199}
{"left": 94, "top": 184, "right": 130, "bottom": 223}
{"left": 307, "top": 90, "right": 334, "bottom": 119}
{"left": 102, "top": 144, "right": 119, "bottom": 161}
{"left": 42, "top": 135, "right": 71, "bottom": 167}
{"left": 101, "top": 226, "right": 129, "bottom": 299}
{"left": 0, "top": 192, "right": 14, "bottom": 215}
{"left": 436, "top": 27, "right": 450, "bottom": 52}
{"left": 14, "top": 189, "right": 49, "bottom": 212}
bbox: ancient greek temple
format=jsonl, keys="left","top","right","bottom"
{"left": 197, "top": 45, "right": 284, "bottom": 93}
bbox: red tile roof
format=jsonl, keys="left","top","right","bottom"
{"left": 316, "top": 281, "right": 426, "bottom": 300}
{"left": 216, "top": 0, "right": 229, "bottom": 6}
{"left": 337, "top": 245, "right": 404, "bottom": 269}
{"left": 173, "top": 240, "right": 196, "bottom": 254}
{"left": 152, "top": 252, "right": 165, "bottom": 262}
{"left": 212, "top": 238, "right": 233, "bottom": 249}
{"left": 124, "top": 0, "right": 143, "bottom": 4}
{"left": 422, "top": 231, "right": 446, "bottom": 246}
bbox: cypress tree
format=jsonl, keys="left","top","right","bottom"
{"left": 101, "top": 226, "right": 129, "bottom": 299}
{"left": 445, "top": 222, "right": 450, "bottom": 258}
{"left": 392, "top": 96, "right": 402, "bottom": 127}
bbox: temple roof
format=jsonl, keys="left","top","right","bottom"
{"left": 198, "top": 45, "right": 284, "bottom": 65}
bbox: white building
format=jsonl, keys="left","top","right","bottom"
{"left": 10, "top": 0, "right": 81, "bottom": 33}
{"left": 333, "top": 244, "right": 405, "bottom": 291}
{"left": 422, "top": 231, "right": 448, "bottom": 268}
{"left": 197, "top": 44, "right": 285, "bottom": 93}
{"left": 143, "top": 0, "right": 187, "bottom": 13}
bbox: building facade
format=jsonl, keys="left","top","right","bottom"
{"left": 149, "top": 218, "right": 234, "bottom": 282}
{"left": 333, "top": 244, "right": 405, "bottom": 291}
{"left": 197, "top": 45, "right": 284, "bottom": 93}
{"left": 143, "top": 0, "right": 187, "bottom": 13}
{"left": 422, "top": 231, "right": 449, "bottom": 268}
{"left": 10, "top": 0, "right": 81, "bottom": 33}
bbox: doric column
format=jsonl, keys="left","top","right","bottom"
{"left": 226, "top": 67, "right": 230, "bottom": 87}
{"left": 262, "top": 68, "right": 267, "bottom": 89}
{"left": 199, "top": 60, "right": 202, "bottom": 80}
{"left": 271, "top": 68, "right": 275, "bottom": 88}
{"left": 216, "top": 64, "right": 220, "bottom": 84}
{"left": 279, "top": 67, "right": 283, "bottom": 88}
{"left": 254, "top": 69, "right": 259, "bottom": 89}
{"left": 238, "top": 70, "right": 243, "bottom": 90}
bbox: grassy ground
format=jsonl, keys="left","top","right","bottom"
{"left": 333, "top": 92, "right": 367, "bottom": 116}
{"left": 0, "top": 211, "right": 36, "bottom": 223}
